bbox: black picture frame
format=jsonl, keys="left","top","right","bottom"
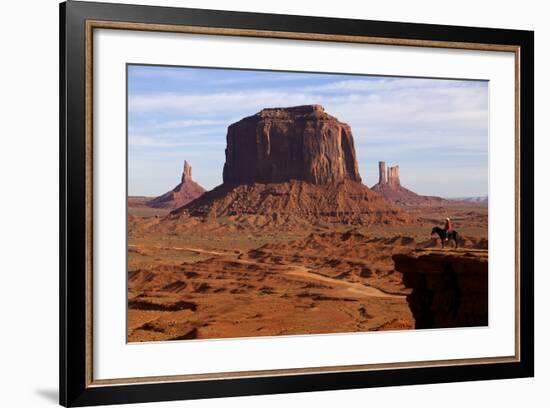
{"left": 60, "top": 1, "right": 534, "bottom": 406}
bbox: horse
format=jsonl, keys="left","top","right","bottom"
{"left": 431, "top": 226, "right": 459, "bottom": 249}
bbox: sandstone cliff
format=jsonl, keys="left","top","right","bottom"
{"left": 147, "top": 161, "right": 206, "bottom": 209}
{"left": 392, "top": 249, "right": 488, "bottom": 329}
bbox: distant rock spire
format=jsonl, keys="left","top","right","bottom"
{"left": 222, "top": 105, "right": 362, "bottom": 185}
{"left": 182, "top": 160, "right": 192, "bottom": 183}
{"left": 387, "top": 165, "right": 400, "bottom": 187}
{"left": 147, "top": 159, "right": 205, "bottom": 209}
{"left": 378, "top": 161, "right": 387, "bottom": 184}
{"left": 378, "top": 161, "right": 399, "bottom": 186}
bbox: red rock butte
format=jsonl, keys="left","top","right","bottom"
{"left": 222, "top": 104, "right": 362, "bottom": 185}
{"left": 172, "top": 105, "right": 411, "bottom": 226}
{"left": 147, "top": 160, "right": 206, "bottom": 209}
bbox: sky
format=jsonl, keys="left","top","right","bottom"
{"left": 128, "top": 64, "right": 488, "bottom": 198}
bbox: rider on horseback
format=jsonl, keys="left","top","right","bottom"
{"left": 444, "top": 217, "right": 453, "bottom": 241}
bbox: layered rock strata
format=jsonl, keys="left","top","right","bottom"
{"left": 392, "top": 249, "right": 488, "bottom": 329}
{"left": 223, "top": 105, "right": 362, "bottom": 185}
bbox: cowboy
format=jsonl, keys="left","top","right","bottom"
{"left": 444, "top": 217, "right": 453, "bottom": 241}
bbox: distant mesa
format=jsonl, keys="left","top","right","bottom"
{"left": 172, "top": 105, "right": 411, "bottom": 226}
{"left": 147, "top": 160, "right": 206, "bottom": 209}
{"left": 371, "top": 161, "right": 446, "bottom": 206}
{"left": 450, "top": 196, "right": 488, "bottom": 204}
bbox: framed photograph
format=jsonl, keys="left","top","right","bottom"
{"left": 60, "top": 1, "right": 534, "bottom": 406}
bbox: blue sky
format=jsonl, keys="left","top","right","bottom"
{"left": 128, "top": 64, "right": 488, "bottom": 197}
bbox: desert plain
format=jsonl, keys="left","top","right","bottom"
{"left": 127, "top": 105, "right": 488, "bottom": 342}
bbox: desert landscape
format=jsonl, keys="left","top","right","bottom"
{"left": 127, "top": 104, "right": 488, "bottom": 342}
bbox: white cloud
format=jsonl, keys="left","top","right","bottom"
{"left": 154, "top": 119, "right": 226, "bottom": 129}
{"left": 128, "top": 119, "right": 228, "bottom": 136}
{"left": 128, "top": 80, "right": 487, "bottom": 142}
{"left": 129, "top": 66, "right": 199, "bottom": 81}
{"left": 128, "top": 80, "right": 488, "bottom": 154}
{"left": 128, "top": 133, "right": 225, "bottom": 148}
{"left": 128, "top": 90, "right": 319, "bottom": 115}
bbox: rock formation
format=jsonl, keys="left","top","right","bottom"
{"left": 223, "top": 105, "right": 362, "bottom": 185}
{"left": 182, "top": 160, "right": 192, "bottom": 182}
{"left": 147, "top": 161, "right": 206, "bottom": 209}
{"left": 372, "top": 161, "right": 445, "bottom": 206}
{"left": 393, "top": 249, "right": 488, "bottom": 329}
{"left": 171, "top": 105, "right": 411, "bottom": 226}
{"left": 387, "top": 164, "right": 400, "bottom": 187}
{"left": 378, "top": 161, "right": 387, "bottom": 184}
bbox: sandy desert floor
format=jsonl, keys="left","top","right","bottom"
{"left": 127, "top": 201, "right": 487, "bottom": 342}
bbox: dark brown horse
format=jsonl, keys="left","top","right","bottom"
{"left": 431, "top": 226, "right": 459, "bottom": 249}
